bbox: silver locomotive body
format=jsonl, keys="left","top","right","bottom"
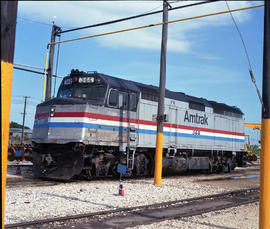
{"left": 32, "top": 70, "right": 246, "bottom": 179}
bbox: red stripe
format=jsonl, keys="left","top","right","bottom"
{"left": 37, "top": 111, "right": 244, "bottom": 136}
{"left": 35, "top": 112, "right": 49, "bottom": 119}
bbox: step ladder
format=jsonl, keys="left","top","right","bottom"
{"left": 126, "top": 148, "right": 136, "bottom": 170}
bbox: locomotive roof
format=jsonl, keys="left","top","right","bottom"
{"left": 65, "top": 70, "right": 244, "bottom": 115}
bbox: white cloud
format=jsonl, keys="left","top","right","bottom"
{"left": 18, "top": 1, "right": 256, "bottom": 55}
{"left": 167, "top": 63, "right": 244, "bottom": 88}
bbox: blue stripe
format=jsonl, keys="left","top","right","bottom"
{"left": 34, "top": 122, "right": 244, "bottom": 143}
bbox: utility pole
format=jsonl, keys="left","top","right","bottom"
{"left": 21, "top": 96, "right": 30, "bottom": 144}
{"left": 259, "top": 1, "right": 270, "bottom": 228}
{"left": 1, "top": 1, "right": 18, "bottom": 228}
{"left": 45, "top": 23, "right": 61, "bottom": 101}
{"left": 154, "top": 0, "right": 170, "bottom": 186}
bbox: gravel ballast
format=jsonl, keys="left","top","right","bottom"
{"left": 4, "top": 164, "right": 260, "bottom": 227}
{"left": 5, "top": 177, "right": 227, "bottom": 224}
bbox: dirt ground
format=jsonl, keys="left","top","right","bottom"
{"left": 192, "top": 161, "right": 260, "bottom": 190}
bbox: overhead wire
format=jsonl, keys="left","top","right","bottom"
{"left": 17, "top": 16, "right": 72, "bottom": 29}
{"left": 141, "top": 3, "right": 164, "bottom": 14}
{"left": 14, "top": 63, "right": 44, "bottom": 71}
{"left": 50, "top": 4, "right": 264, "bottom": 46}
{"left": 58, "top": 1, "right": 218, "bottom": 34}
{"left": 225, "top": 1, "right": 265, "bottom": 111}
{"left": 13, "top": 66, "right": 63, "bottom": 78}
{"left": 17, "top": 16, "right": 52, "bottom": 26}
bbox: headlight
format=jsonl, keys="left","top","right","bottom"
{"left": 87, "top": 77, "right": 95, "bottom": 83}
{"left": 50, "top": 107, "right": 55, "bottom": 117}
{"left": 64, "top": 78, "right": 72, "bottom": 85}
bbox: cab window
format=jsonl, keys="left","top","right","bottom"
{"left": 108, "top": 89, "right": 118, "bottom": 107}
{"left": 108, "top": 89, "right": 136, "bottom": 110}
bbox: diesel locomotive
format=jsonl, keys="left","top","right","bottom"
{"left": 32, "top": 69, "right": 247, "bottom": 180}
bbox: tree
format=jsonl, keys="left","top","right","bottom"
{"left": 10, "top": 121, "right": 30, "bottom": 129}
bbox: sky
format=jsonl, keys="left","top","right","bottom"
{"left": 10, "top": 1, "right": 264, "bottom": 144}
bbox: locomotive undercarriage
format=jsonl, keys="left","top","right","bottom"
{"left": 32, "top": 143, "right": 155, "bottom": 180}
{"left": 81, "top": 145, "right": 154, "bottom": 179}
{"left": 32, "top": 142, "right": 246, "bottom": 180}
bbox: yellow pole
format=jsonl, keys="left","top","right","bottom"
{"left": 259, "top": 2, "right": 270, "bottom": 228}
{"left": 1, "top": 2, "right": 18, "bottom": 228}
{"left": 154, "top": 132, "right": 164, "bottom": 186}
{"left": 260, "top": 120, "right": 270, "bottom": 228}
{"left": 42, "top": 46, "right": 49, "bottom": 102}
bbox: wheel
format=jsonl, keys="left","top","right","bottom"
{"left": 225, "top": 159, "right": 232, "bottom": 173}
{"left": 252, "top": 154, "right": 257, "bottom": 161}
{"left": 133, "top": 153, "right": 153, "bottom": 177}
{"left": 208, "top": 160, "right": 213, "bottom": 174}
{"left": 8, "top": 146, "right": 16, "bottom": 161}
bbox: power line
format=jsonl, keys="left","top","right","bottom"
{"left": 17, "top": 16, "right": 52, "bottom": 26}
{"left": 51, "top": 4, "right": 264, "bottom": 46}
{"left": 225, "top": 1, "right": 265, "bottom": 111}
{"left": 13, "top": 66, "right": 64, "bottom": 78}
{"left": 17, "top": 16, "right": 72, "bottom": 29}
{"left": 12, "top": 95, "right": 41, "bottom": 101}
{"left": 225, "top": 1, "right": 253, "bottom": 70}
{"left": 14, "top": 63, "right": 44, "bottom": 71}
{"left": 142, "top": 3, "right": 164, "bottom": 14}
{"left": 58, "top": 1, "right": 218, "bottom": 34}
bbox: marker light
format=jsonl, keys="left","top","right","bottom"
{"left": 72, "top": 77, "right": 78, "bottom": 83}
{"left": 64, "top": 78, "right": 72, "bottom": 85}
{"left": 78, "top": 76, "right": 95, "bottom": 83}
{"left": 50, "top": 107, "right": 55, "bottom": 117}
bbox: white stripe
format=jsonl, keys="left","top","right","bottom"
{"left": 50, "top": 117, "right": 244, "bottom": 139}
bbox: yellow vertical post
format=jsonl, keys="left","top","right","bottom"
{"left": 42, "top": 46, "right": 49, "bottom": 102}
{"left": 154, "top": 133, "right": 164, "bottom": 186}
{"left": 1, "top": 2, "right": 18, "bottom": 228}
{"left": 260, "top": 1, "right": 270, "bottom": 228}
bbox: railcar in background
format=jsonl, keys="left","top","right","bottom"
{"left": 32, "top": 69, "right": 246, "bottom": 180}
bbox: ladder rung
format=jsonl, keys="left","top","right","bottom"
{"left": 126, "top": 148, "right": 136, "bottom": 170}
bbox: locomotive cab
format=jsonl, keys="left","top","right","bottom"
{"left": 32, "top": 70, "right": 140, "bottom": 179}
{"left": 32, "top": 70, "right": 110, "bottom": 179}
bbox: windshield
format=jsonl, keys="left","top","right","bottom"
{"left": 57, "top": 84, "right": 107, "bottom": 101}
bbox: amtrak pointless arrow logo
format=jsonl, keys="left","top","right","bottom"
{"left": 184, "top": 111, "right": 208, "bottom": 125}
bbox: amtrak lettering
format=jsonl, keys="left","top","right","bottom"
{"left": 184, "top": 111, "right": 208, "bottom": 125}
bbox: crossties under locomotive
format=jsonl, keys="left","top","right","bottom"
{"left": 32, "top": 69, "right": 247, "bottom": 180}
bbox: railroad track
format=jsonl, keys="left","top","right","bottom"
{"left": 7, "top": 163, "right": 33, "bottom": 167}
{"left": 5, "top": 187, "right": 259, "bottom": 229}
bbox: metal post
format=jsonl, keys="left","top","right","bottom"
{"left": 45, "top": 23, "right": 60, "bottom": 101}
{"left": 1, "top": 1, "right": 18, "bottom": 228}
{"left": 154, "top": 0, "right": 169, "bottom": 186}
{"left": 21, "top": 96, "right": 30, "bottom": 144}
{"left": 260, "top": 1, "right": 270, "bottom": 228}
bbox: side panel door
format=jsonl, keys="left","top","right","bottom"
{"left": 169, "top": 106, "right": 178, "bottom": 147}
{"left": 127, "top": 93, "right": 139, "bottom": 149}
